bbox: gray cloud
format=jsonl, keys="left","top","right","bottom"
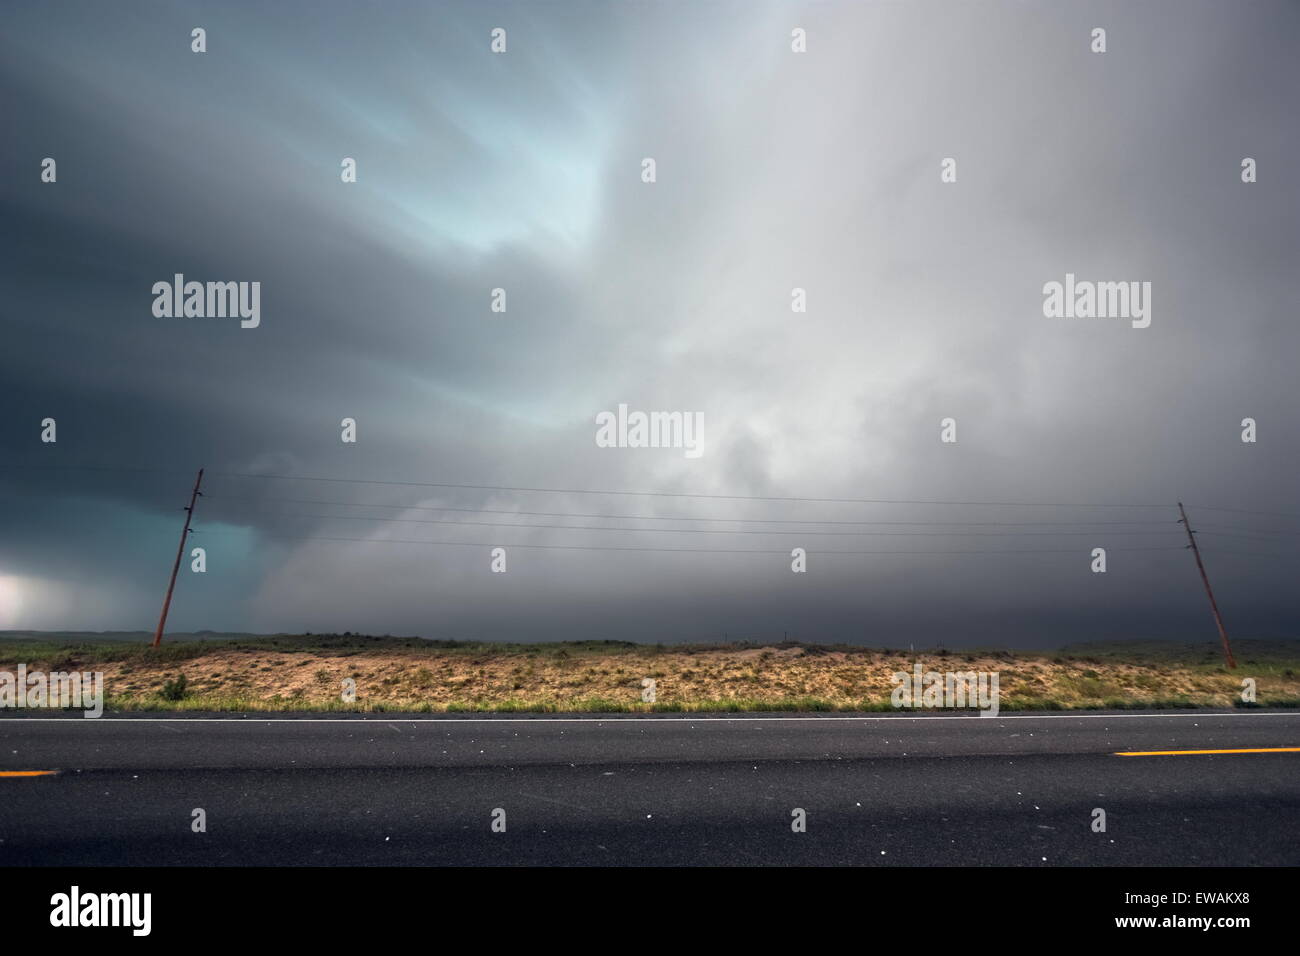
{"left": 1, "top": 1, "right": 1297, "bottom": 646}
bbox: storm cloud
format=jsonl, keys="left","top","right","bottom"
{"left": 1, "top": 1, "right": 1297, "bottom": 646}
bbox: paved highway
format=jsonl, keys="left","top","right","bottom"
{"left": 1, "top": 711, "right": 1296, "bottom": 865}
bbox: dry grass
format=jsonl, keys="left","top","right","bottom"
{"left": 1, "top": 635, "right": 1297, "bottom": 713}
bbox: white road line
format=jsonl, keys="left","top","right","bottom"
{"left": 0, "top": 711, "right": 1297, "bottom": 724}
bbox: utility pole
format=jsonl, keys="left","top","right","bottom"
{"left": 153, "top": 468, "right": 204, "bottom": 648}
{"left": 1177, "top": 501, "right": 1236, "bottom": 669}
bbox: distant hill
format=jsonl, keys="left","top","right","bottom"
{"left": 2, "top": 631, "right": 1297, "bottom": 655}
{"left": 0, "top": 630, "right": 282, "bottom": 644}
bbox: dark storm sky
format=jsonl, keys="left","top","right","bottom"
{"left": 1, "top": 0, "right": 1297, "bottom": 646}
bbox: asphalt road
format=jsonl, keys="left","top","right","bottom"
{"left": 1, "top": 711, "right": 1297, "bottom": 866}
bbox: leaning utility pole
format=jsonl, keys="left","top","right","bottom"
{"left": 153, "top": 468, "right": 204, "bottom": 648}
{"left": 1177, "top": 501, "right": 1236, "bottom": 669}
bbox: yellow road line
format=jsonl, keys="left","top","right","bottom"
{"left": 0, "top": 770, "right": 59, "bottom": 777}
{"left": 1115, "top": 747, "right": 1300, "bottom": 756}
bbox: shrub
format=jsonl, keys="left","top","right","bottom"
{"left": 160, "top": 674, "right": 188, "bottom": 701}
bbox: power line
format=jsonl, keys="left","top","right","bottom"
{"left": 6, "top": 463, "right": 1297, "bottom": 517}
{"left": 1187, "top": 504, "right": 1300, "bottom": 520}
{"left": 191, "top": 527, "right": 1189, "bottom": 557}
{"left": 1196, "top": 524, "right": 1300, "bottom": 538}
{"left": 204, "top": 470, "right": 1172, "bottom": 508}
{"left": 6, "top": 462, "right": 1290, "bottom": 514}
{"left": 202, "top": 493, "right": 1181, "bottom": 527}
{"left": 205, "top": 509, "right": 1192, "bottom": 538}
{"left": 0, "top": 463, "right": 191, "bottom": 479}
{"left": 1198, "top": 530, "right": 1300, "bottom": 545}
{"left": 1199, "top": 547, "right": 1297, "bottom": 559}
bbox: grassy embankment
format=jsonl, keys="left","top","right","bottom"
{"left": 1, "top": 633, "right": 1297, "bottom": 713}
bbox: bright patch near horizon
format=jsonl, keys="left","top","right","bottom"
{"left": 0, "top": 575, "right": 23, "bottom": 628}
